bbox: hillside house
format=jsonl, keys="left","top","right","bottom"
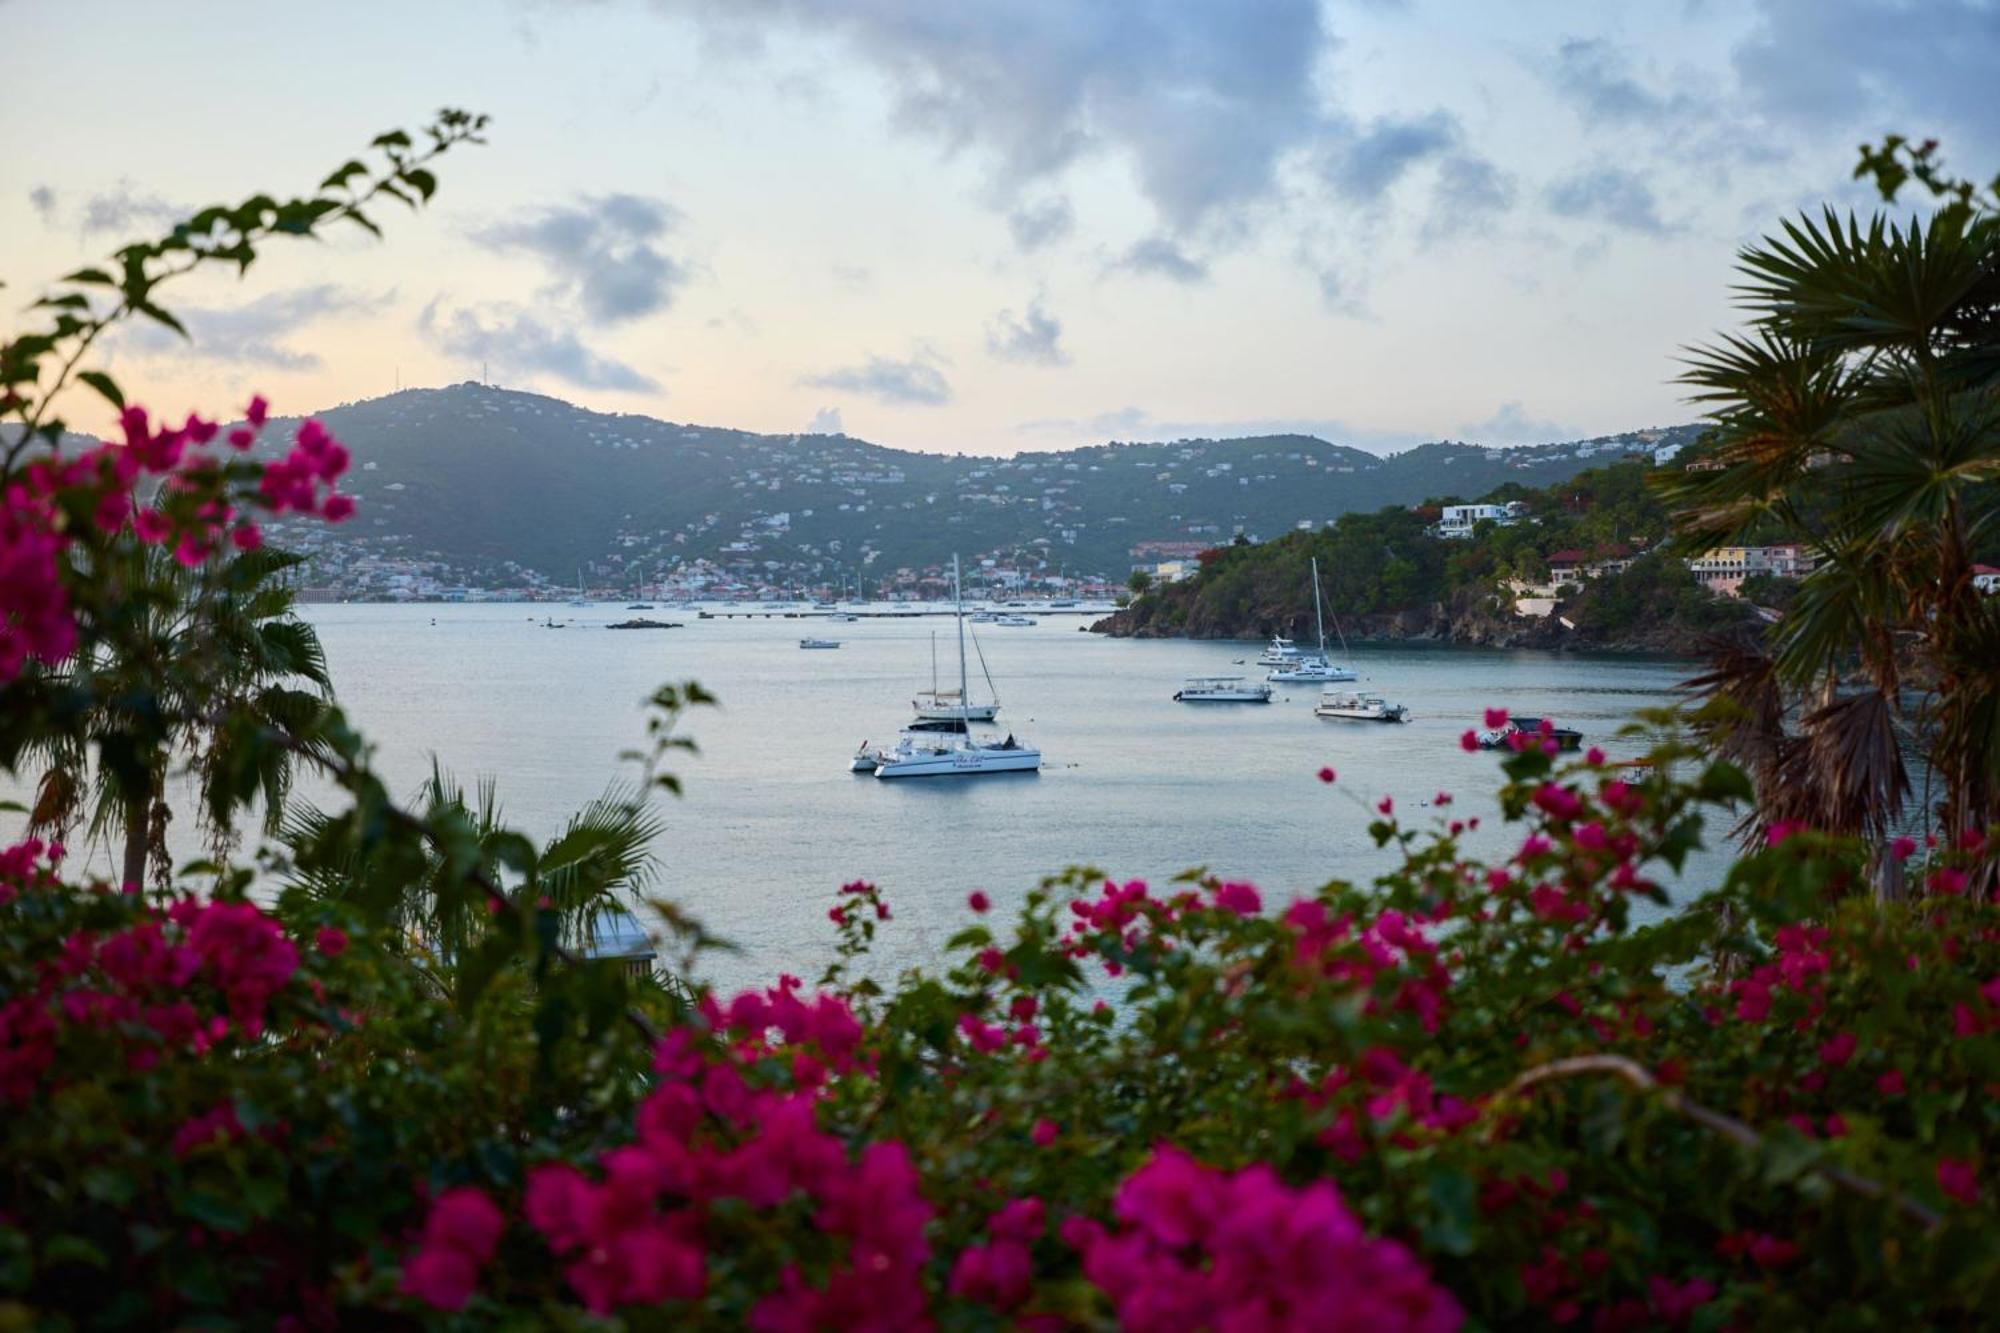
{"left": 1437, "top": 501, "right": 1525, "bottom": 539}
{"left": 1687, "top": 544, "right": 1816, "bottom": 597}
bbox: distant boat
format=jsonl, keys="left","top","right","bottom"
{"left": 1174, "top": 675, "right": 1274, "bottom": 704}
{"left": 1479, "top": 716, "right": 1583, "bottom": 751}
{"left": 1314, "top": 691, "right": 1408, "bottom": 723}
{"left": 568, "top": 566, "right": 589, "bottom": 607}
{"left": 1268, "top": 557, "right": 1356, "bottom": 682}
{"left": 1255, "top": 636, "right": 1302, "bottom": 666}
{"left": 994, "top": 614, "right": 1036, "bottom": 627}
{"left": 800, "top": 637, "right": 842, "bottom": 649}
{"left": 626, "top": 603, "right": 654, "bottom": 610}
{"left": 607, "top": 618, "right": 682, "bottom": 630}
{"left": 913, "top": 630, "right": 1001, "bottom": 722}
{"left": 826, "top": 612, "right": 859, "bottom": 622}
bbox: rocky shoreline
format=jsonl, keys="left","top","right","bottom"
{"left": 1090, "top": 586, "right": 1733, "bottom": 656}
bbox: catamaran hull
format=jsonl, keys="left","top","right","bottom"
{"left": 872, "top": 749, "right": 1042, "bottom": 778}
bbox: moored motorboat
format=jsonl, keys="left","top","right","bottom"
{"left": 1175, "top": 675, "right": 1274, "bottom": 703}
{"left": 1476, "top": 715, "right": 1583, "bottom": 751}
{"left": 1314, "top": 691, "right": 1408, "bottom": 722}
{"left": 1255, "top": 636, "right": 1302, "bottom": 667}
{"left": 994, "top": 614, "right": 1036, "bottom": 627}
{"left": 800, "top": 637, "right": 841, "bottom": 649}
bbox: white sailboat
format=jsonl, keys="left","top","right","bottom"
{"left": 913, "top": 630, "right": 1000, "bottom": 722}
{"left": 1267, "top": 557, "right": 1356, "bottom": 683}
{"left": 873, "top": 557, "right": 1041, "bottom": 779}
{"left": 568, "top": 566, "right": 589, "bottom": 607}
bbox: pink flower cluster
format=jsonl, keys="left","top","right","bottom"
{"left": 0, "top": 396, "right": 353, "bottom": 683}
{"left": 432, "top": 986, "right": 930, "bottom": 1325}
{"left": 1285, "top": 900, "right": 1455, "bottom": 1033}
{"left": 0, "top": 855, "right": 303, "bottom": 1103}
{"left": 948, "top": 1196, "right": 1044, "bottom": 1312}
{"left": 402, "top": 1188, "right": 505, "bottom": 1310}
{"left": 1067, "top": 1145, "right": 1461, "bottom": 1331}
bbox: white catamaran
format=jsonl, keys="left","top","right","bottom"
{"left": 1267, "top": 556, "right": 1357, "bottom": 683}
{"left": 870, "top": 557, "right": 1042, "bottom": 779}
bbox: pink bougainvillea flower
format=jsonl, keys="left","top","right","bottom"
{"left": 1890, "top": 835, "right": 1918, "bottom": 861}
{"left": 1939, "top": 1158, "right": 1979, "bottom": 1206}
{"left": 1460, "top": 729, "right": 1479, "bottom": 752}
{"left": 315, "top": 926, "right": 348, "bottom": 958}
{"left": 1317, "top": 766, "right": 1336, "bottom": 784}
{"left": 1031, "top": 1118, "right": 1058, "bottom": 1147}
{"left": 1484, "top": 707, "right": 1509, "bottom": 729}
{"left": 967, "top": 890, "right": 990, "bottom": 913}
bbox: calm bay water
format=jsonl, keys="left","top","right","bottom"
{"left": 6, "top": 603, "right": 1728, "bottom": 990}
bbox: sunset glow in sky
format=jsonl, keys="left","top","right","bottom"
{"left": 7, "top": 0, "right": 1998, "bottom": 454}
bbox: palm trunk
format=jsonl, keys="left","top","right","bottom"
{"left": 120, "top": 791, "right": 149, "bottom": 890}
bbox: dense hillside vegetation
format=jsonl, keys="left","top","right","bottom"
{"left": 1098, "top": 459, "right": 1759, "bottom": 651}
{"left": 251, "top": 383, "right": 1699, "bottom": 584}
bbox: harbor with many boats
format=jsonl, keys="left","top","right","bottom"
{"left": 223, "top": 598, "right": 1713, "bottom": 988}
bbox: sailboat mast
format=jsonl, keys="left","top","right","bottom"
{"left": 1311, "top": 556, "right": 1327, "bottom": 654}
{"left": 954, "top": 555, "right": 971, "bottom": 730}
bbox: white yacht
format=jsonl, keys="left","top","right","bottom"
{"left": 1267, "top": 557, "right": 1356, "bottom": 683}
{"left": 1255, "top": 636, "right": 1302, "bottom": 667}
{"left": 1174, "top": 675, "right": 1274, "bottom": 704}
{"left": 800, "top": 637, "right": 841, "bottom": 650}
{"left": 872, "top": 557, "right": 1042, "bottom": 780}
{"left": 1315, "top": 691, "right": 1408, "bottom": 723}
{"left": 994, "top": 614, "right": 1036, "bottom": 627}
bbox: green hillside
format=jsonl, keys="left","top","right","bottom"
{"left": 256, "top": 383, "right": 1702, "bottom": 585}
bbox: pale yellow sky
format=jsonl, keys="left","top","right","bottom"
{"left": 5, "top": 0, "right": 1994, "bottom": 455}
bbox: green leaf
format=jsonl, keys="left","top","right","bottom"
{"left": 60, "top": 267, "right": 116, "bottom": 285}
{"left": 78, "top": 370, "right": 124, "bottom": 409}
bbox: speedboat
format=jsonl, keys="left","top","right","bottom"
{"left": 1255, "top": 636, "right": 1302, "bottom": 667}
{"left": 800, "top": 637, "right": 841, "bottom": 649}
{"left": 1175, "top": 676, "right": 1274, "bottom": 703}
{"left": 994, "top": 614, "right": 1036, "bottom": 627}
{"left": 1315, "top": 691, "right": 1408, "bottom": 722}
{"left": 969, "top": 610, "right": 1000, "bottom": 624}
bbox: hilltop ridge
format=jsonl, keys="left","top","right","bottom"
{"left": 249, "top": 383, "right": 1701, "bottom": 593}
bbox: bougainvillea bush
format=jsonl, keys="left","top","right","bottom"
{"left": 6, "top": 122, "right": 2000, "bottom": 1329}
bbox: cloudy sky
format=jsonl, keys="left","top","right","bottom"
{"left": 6, "top": 1, "right": 1997, "bottom": 455}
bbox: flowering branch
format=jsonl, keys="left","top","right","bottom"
{"left": 1499, "top": 1054, "right": 1945, "bottom": 1230}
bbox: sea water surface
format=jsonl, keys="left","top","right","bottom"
{"left": 235, "top": 602, "right": 1720, "bottom": 989}
{"left": 2, "top": 603, "right": 1728, "bottom": 988}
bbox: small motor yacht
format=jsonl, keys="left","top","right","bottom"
{"left": 1255, "top": 636, "right": 1302, "bottom": 667}
{"left": 994, "top": 614, "right": 1036, "bottom": 627}
{"left": 1314, "top": 691, "right": 1408, "bottom": 723}
{"left": 800, "top": 637, "right": 842, "bottom": 649}
{"left": 1174, "top": 675, "right": 1274, "bottom": 703}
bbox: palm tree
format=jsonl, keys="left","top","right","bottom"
{"left": 1665, "top": 142, "right": 2000, "bottom": 877}
{"left": 16, "top": 542, "right": 332, "bottom": 888}
{"left": 281, "top": 764, "right": 666, "bottom": 1000}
